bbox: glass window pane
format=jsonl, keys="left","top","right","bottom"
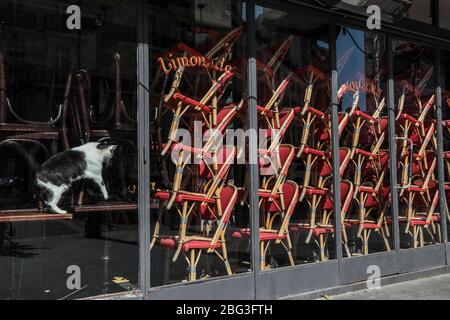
{"left": 0, "top": 0, "right": 138, "bottom": 299}
{"left": 336, "top": 27, "right": 392, "bottom": 256}
{"left": 255, "top": 5, "right": 334, "bottom": 267}
{"left": 441, "top": 51, "right": 450, "bottom": 239}
{"left": 440, "top": 1, "right": 450, "bottom": 30}
{"left": 149, "top": 0, "right": 250, "bottom": 285}
{"left": 406, "top": 0, "right": 433, "bottom": 24}
{"left": 393, "top": 40, "right": 440, "bottom": 248}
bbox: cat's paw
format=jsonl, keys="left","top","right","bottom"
{"left": 103, "top": 192, "right": 109, "bottom": 200}
{"left": 49, "top": 205, "right": 67, "bottom": 214}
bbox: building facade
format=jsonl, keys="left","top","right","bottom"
{"left": 0, "top": 0, "right": 449, "bottom": 300}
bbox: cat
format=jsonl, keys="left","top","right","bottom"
{"left": 35, "top": 142, "right": 117, "bottom": 214}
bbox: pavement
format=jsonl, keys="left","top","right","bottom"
{"left": 328, "top": 273, "right": 450, "bottom": 300}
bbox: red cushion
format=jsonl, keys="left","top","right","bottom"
{"left": 355, "top": 149, "right": 377, "bottom": 158}
{"left": 153, "top": 191, "right": 216, "bottom": 204}
{"left": 289, "top": 224, "right": 334, "bottom": 236}
{"left": 231, "top": 229, "right": 286, "bottom": 241}
{"left": 258, "top": 190, "right": 280, "bottom": 199}
{"left": 157, "top": 236, "right": 221, "bottom": 251}
{"left": 344, "top": 220, "right": 380, "bottom": 229}
{"left": 357, "top": 185, "right": 376, "bottom": 194}
{"left": 352, "top": 110, "right": 375, "bottom": 122}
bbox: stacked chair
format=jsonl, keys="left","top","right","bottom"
{"left": 343, "top": 92, "right": 392, "bottom": 255}
{"left": 395, "top": 84, "right": 440, "bottom": 248}
{"left": 289, "top": 78, "right": 355, "bottom": 261}
{"left": 150, "top": 28, "right": 244, "bottom": 282}
{"left": 443, "top": 120, "right": 450, "bottom": 223}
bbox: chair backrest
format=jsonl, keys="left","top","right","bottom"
{"left": 277, "top": 108, "right": 294, "bottom": 133}
{"left": 316, "top": 147, "right": 350, "bottom": 177}
{"left": 200, "top": 184, "right": 238, "bottom": 221}
{"left": 265, "top": 180, "right": 299, "bottom": 215}
{"left": 201, "top": 185, "right": 238, "bottom": 248}
{"left": 199, "top": 145, "right": 236, "bottom": 180}
{"left": 322, "top": 180, "right": 353, "bottom": 217}
{"left": 259, "top": 144, "right": 295, "bottom": 176}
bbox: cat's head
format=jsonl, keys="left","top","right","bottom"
{"left": 96, "top": 142, "right": 118, "bottom": 162}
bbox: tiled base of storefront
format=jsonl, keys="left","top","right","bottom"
{"left": 284, "top": 265, "right": 450, "bottom": 300}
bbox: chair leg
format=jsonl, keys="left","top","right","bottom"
{"left": 260, "top": 241, "right": 266, "bottom": 271}
{"left": 380, "top": 227, "right": 391, "bottom": 251}
{"left": 342, "top": 228, "right": 351, "bottom": 257}
{"left": 419, "top": 227, "right": 425, "bottom": 247}
{"left": 221, "top": 241, "right": 233, "bottom": 276}
{"left": 167, "top": 149, "right": 185, "bottom": 210}
{"left": 150, "top": 203, "right": 166, "bottom": 250}
{"left": 437, "top": 223, "right": 442, "bottom": 243}
{"left": 362, "top": 229, "right": 369, "bottom": 255}
{"left": 284, "top": 236, "right": 295, "bottom": 266}
{"left": 413, "top": 225, "right": 418, "bottom": 248}
{"left": 319, "top": 234, "right": 325, "bottom": 261}
{"left": 172, "top": 201, "right": 189, "bottom": 262}
{"left": 189, "top": 249, "right": 197, "bottom": 282}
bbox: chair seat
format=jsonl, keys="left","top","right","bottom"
{"left": 153, "top": 190, "right": 216, "bottom": 204}
{"left": 157, "top": 236, "right": 221, "bottom": 252}
{"left": 300, "top": 186, "right": 327, "bottom": 196}
{"left": 355, "top": 149, "right": 378, "bottom": 158}
{"left": 344, "top": 219, "right": 380, "bottom": 229}
{"left": 258, "top": 190, "right": 281, "bottom": 199}
{"left": 231, "top": 228, "right": 286, "bottom": 241}
{"left": 352, "top": 110, "right": 375, "bottom": 122}
{"left": 386, "top": 215, "right": 439, "bottom": 225}
{"left": 289, "top": 224, "right": 334, "bottom": 236}
{"left": 357, "top": 185, "right": 376, "bottom": 194}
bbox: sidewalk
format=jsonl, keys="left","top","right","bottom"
{"left": 328, "top": 273, "right": 450, "bottom": 300}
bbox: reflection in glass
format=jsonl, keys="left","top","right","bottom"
{"left": 441, "top": 51, "right": 450, "bottom": 239}
{"left": 149, "top": 0, "right": 250, "bottom": 285}
{"left": 0, "top": 0, "right": 138, "bottom": 299}
{"left": 252, "top": 5, "right": 339, "bottom": 268}
{"left": 393, "top": 41, "right": 440, "bottom": 248}
{"left": 337, "top": 27, "right": 392, "bottom": 256}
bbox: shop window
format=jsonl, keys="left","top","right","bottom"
{"left": 254, "top": 4, "right": 335, "bottom": 267}
{"left": 441, "top": 50, "right": 450, "bottom": 239}
{"left": 336, "top": 27, "right": 392, "bottom": 256}
{"left": 149, "top": 0, "right": 250, "bottom": 285}
{"left": 440, "top": 1, "right": 450, "bottom": 30}
{"left": 393, "top": 41, "right": 440, "bottom": 248}
{"left": 406, "top": 0, "right": 433, "bottom": 24}
{"left": 0, "top": 0, "right": 138, "bottom": 299}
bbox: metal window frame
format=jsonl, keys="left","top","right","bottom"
{"left": 100, "top": 0, "right": 450, "bottom": 301}
{"left": 144, "top": 0, "right": 257, "bottom": 299}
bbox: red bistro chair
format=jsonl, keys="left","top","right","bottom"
{"left": 154, "top": 185, "right": 238, "bottom": 282}
{"left": 345, "top": 182, "right": 391, "bottom": 255}
{"left": 151, "top": 145, "right": 236, "bottom": 261}
{"left": 232, "top": 180, "right": 299, "bottom": 270}
{"left": 290, "top": 180, "right": 354, "bottom": 261}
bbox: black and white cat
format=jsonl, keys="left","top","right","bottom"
{"left": 35, "top": 142, "right": 117, "bottom": 214}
